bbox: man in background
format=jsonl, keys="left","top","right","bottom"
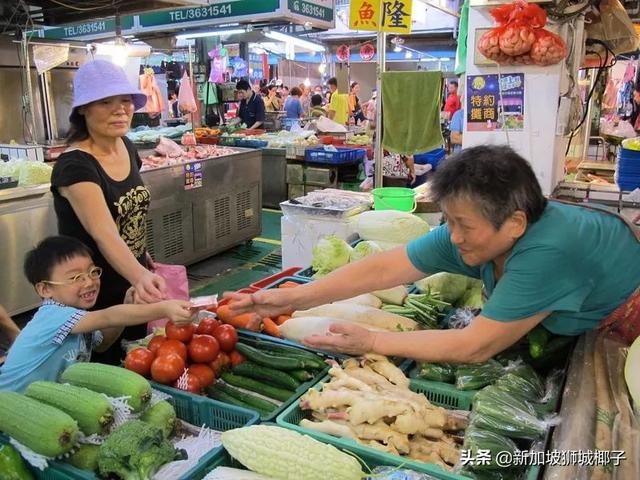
{"left": 326, "top": 77, "right": 349, "bottom": 125}
{"left": 443, "top": 80, "right": 461, "bottom": 120}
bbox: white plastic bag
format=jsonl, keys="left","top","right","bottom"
{"left": 178, "top": 72, "right": 197, "bottom": 114}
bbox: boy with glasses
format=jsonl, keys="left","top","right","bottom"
{"left": 0, "top": 236, "right": 194, "bottom": 392}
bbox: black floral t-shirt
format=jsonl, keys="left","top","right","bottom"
{"left": 51, "top": 136, "right": 150, "bottom": 311}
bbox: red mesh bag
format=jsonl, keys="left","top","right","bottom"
{"left": 499, "top": 23, "right": 536, "bottom": 56}
{"left": 478, "top": 28, "right": 504, "bottom": 61}
{"left": 530, "top": 29, "right": 568, "bottom": 66}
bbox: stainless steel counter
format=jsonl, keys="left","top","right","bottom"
{"left": 0, "top": 148, "right": 262, "bottom": 315}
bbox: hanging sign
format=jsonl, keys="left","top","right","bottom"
{"left": 32, "top": 44, "right": 69, "bottom": 74}
{"left": 349, "top": 0, "right": 412, "bottom": 33}
{"left": 360, "top": 44, "right": 376, "bottom": 61}
{"left": 336, "top": 45, "right": 350, "bottom": 62}
{"left": 466, "top": 74, "right": 525, "bottom": 132}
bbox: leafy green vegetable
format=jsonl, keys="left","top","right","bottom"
{"left": 349, "top": 240, "right": 382, "bottom": 262}
{"left": 98, "top": 420, "right": 186, "bottom": 480}
{"left": 415, "top": 272, "right": 471, "bottom": 304}
{"left": 455, "top": 360, "right": 504, "bottom": 390}
{"left": 458, "top": 284, "right": 484, "bottom": 309}
{"left": 311, "top": 235, "right": 352, "bottom": 276}
{"left": 355, "top": 210, "right": 429, "bottom": 244}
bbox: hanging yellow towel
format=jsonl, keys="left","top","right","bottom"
{"left": 382, "top": 71, "right": 444, "bottom": 155}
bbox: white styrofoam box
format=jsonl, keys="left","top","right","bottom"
{"left": 281, "top": 214, "right": 359, "bottom": 269}
{"left": 0, "top": 144, "right": 45, "bottom": 162}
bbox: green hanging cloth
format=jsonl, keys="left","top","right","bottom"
{"left": 381, "top": 71, "right": 444, "bottom": 155}
{"left": 455, "top": 0, "right": 470, "bottom": 76}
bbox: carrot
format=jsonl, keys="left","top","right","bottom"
{"left": 215, "top": 304, "right": 232, "bottom": 323}
{"left": 262, "top": 318, "right": 282, "bottom": 337}
{"left": 275, "top": 315, "right": 292, "bottom": 326}
{"left": 217, "top": 305, "right": 262, "bottom": 331}
{"left": 278, "top": 281, "right": 300, "bottom": 289}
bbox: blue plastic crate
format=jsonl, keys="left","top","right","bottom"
{"left": 414, "top": 147, "right": 446, "bottom": 170}
{"left": 235, "top": 138, "right": 268, "bottom": 148}
{"left": 305, "top": 146, "right": 366, "bottom": 165}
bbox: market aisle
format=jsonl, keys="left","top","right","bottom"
{"left": 188, "top": 209, "right": 283, "bottom": 296}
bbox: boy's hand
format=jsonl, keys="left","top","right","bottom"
{"left": 161, "top": 300, "right": 194, "bottom": 325}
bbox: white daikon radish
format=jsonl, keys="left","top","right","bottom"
{"left": 279, "top": 317, "right": 385, "bottom": 342}
{"left": 292, "top": 304, "right": 418, "bottom": 331}
{"left": 334, "top": 294, "right": 383, "bottom": 309}
{"left": 204, "top": 467, "right": 274, "bottom": 480}
{"left": 372, "top": 286, "right": 408, "bottom": 306}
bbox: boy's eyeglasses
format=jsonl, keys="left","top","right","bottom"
{"left": 42, "top": 267, "right": 103, "bottom": 286}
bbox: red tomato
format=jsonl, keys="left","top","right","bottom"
{"left": 173, "top": 372, "right": 202, "bottom": 394}
{"left": 195, "top": 318, "right": 221, "bottom": 336}
{"left": 124, "top": 348, "right": 155, "bottom": 377}
{"left": 212, "top": 324, "right": 238, "bottom": 353}
{"left": 157, "top": 339, "right": 188, "bottom": 362}
{"left": 209, "top": 352, "right": 230, "bottom": 375}
{"left": 228, "top": 350, "right": 245, "bottom": 367}
{"left": 147, "top": 335, "right": 167, "bottom": 355}
{"left": 151, "top": 353, "right": 185, "bottom": 384}
{"left": 188, "top": 335, "right": 220, "bottom": 364}
{"left": 188, "top": 364, "right": 215, "bottom": 388}
{"left": 165, "top": 321, "right": 195, "bottom": 343}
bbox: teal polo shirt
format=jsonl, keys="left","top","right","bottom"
{"left": 407, "top": 202, "right": 640, "bottom": 335}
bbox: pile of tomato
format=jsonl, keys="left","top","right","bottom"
{"left": 124, "top": 318, "right": 244, "bottom": 394}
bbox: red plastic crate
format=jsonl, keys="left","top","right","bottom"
{"left": 249, "top": 267, "right": 303, "bottom": 289}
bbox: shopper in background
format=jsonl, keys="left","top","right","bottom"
{"left": 236, "top": 79, "right": 265, "bottom": 129}
{"left": 168, "top": 90, "right": 179, "bottom": 118}
{"left": 284, "top": 86, "right": 304, "bottom": 120}
{"left": 630, "top": 86, "right": 640, "bottom": 131}
{"left": 443, "top": 80, "right": 461, "bottom": 120}
{"left": 314, "top": 85, "right": 324, "bottom": 102}
{"left": 309, "top": 94, "right": 326, "bottom": 118}
{"left": 326, "top": 77, "right": 349, "bottom": 125}
{"left": 226, "top": 145, "right": 640, "bottom": 359}
{"left": 51, "top": 60, "right": 166, "bottom": 364}
{"left": 263, "top": 85, "right": 281, "bottom": 112}
{"left": 450, "top": 106, "right": 464, "bottom": 154}
{"left": 300, "top": 84, "right": 311, "bottom": 115}
{"left": 348, "top": 82, "right": 366, "bottom": 124}
{"left": 362, "top": 90, "right": 377, "bottom": 123}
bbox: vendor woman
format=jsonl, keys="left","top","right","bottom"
{"left": 51, "top": 60, "right": 166, "bottom": 364}
{"left": 226, "top": 145, "right": 640, "bottom": 361}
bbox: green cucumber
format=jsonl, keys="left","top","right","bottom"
{"left": 289, "top": 369, "right": 314, "bottom": 382}
{"left": 235, "top": 343, "right": 309, "bottom": 370}
{"left": 527, "top": 326, "right": 550, "bottom": 359}
{"left": 251, "top": 341, "right": 326, "bottom": 369}
{"left": 206, "top": 385, "right": 255, "bottom": 411}
{"left": 233, "top": 361, "right": 301, "bottom": 390}
{"left": 214, "top": 383, "right": 278, "bottom": 413}
{"left": 221, "top": 373, "right": 294, "bottom": 402}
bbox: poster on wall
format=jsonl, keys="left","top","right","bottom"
{"left": 466, "top": 74, "right": 525, "bottom": 132}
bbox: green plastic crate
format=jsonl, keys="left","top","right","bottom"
{"left": 276, "top": 375, "right": 543, "bottom": 480}
{"left": 7, "top": 386, "right": 259, "bottom": 480}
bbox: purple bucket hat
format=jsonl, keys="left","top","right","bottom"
{"left": 72, "top": 59, "right": 147, "bottom": 111}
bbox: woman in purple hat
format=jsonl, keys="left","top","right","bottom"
{"left": 50, "top": 60, "right": 166, "bottom": 364}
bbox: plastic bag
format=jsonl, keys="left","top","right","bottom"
{"left": 530, "top": 29, "right": 567, "bottom": 66}
{"left": 470, "top": 395, "right": 553, "bottom": 440}
{"left": 477, "top": 29, "right": 506, "bottom": 62}
{"left": 147, "top": 263, "right": 189, "bottom": 332}
{"left": 17, "top": 161, "right": 52, "bottom": 186}
{"left": 416, "top": 362, "right": 455, "bottom": 382}
{"left": 499, "top": 22, "right": 536, "bottom": 56}
{"left": 597, "top": 0, "right": 640, "bottom": 55}
{"left": 460, "top": 427, "right": 519, "bottom": 471}
{"left": 494, "top": 364, "right": 545, "bottom": 400}
{"left": 455, "top": 359, "right": 504, "bottom": 390}
{"left": 178, "top": 72, "right": 197, "bottom": 114}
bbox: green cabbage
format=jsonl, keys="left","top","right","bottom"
{"left": 458, "top": 284, "right": 484, "bottom": 309}
{"left": 349, "top": 240, "right": 382, "bottom": 262}
{"left": 415, "top": 272, "right": 471, "bottom": 303}
{"left": 17, "top": 161, "right": 52, "bottom": 186}
{"left": 311, "top": 235, "right": 353, "bottom": 277}
{"left": 355, "top": 210, "right": 429, "bottom": 244}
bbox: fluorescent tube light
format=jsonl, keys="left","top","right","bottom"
{"left": 176, "top": 29, "right": 245, "bottom": 40}
{"left": 263, "top": 31, "right": 325, "bottom": 52}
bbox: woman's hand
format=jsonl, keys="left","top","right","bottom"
{"left": 145, "top": 252, "right": 156, "bottom": 270}
{"left": 304, "top": 323, "right": 377, "bottom": 356}
{"left": 134, "top": 270, "right": 166, "bottom": 303}
{"left": 223, "top": 289, "right": 298, "bottom": 319}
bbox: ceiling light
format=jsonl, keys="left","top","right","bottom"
{"left": 405, "top": 50, "right": 413, "bottom": 59}
{"left": 318, "top": 63, "right": 326, "bottom": 73}
{"left": 440, "top": 57, "right": 451, "bottom": 62}
{"left": 264, "top": 31, "right": 325, "bottom": 52}
{"left": 304, "top": 78, "right": 311, "bottom": 87}
{"left": 176, "top": 29, "right": 245, "bottom": 40}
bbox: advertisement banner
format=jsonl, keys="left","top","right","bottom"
{"left": 466, "top": 73, "right": 525, "bottom": 132}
